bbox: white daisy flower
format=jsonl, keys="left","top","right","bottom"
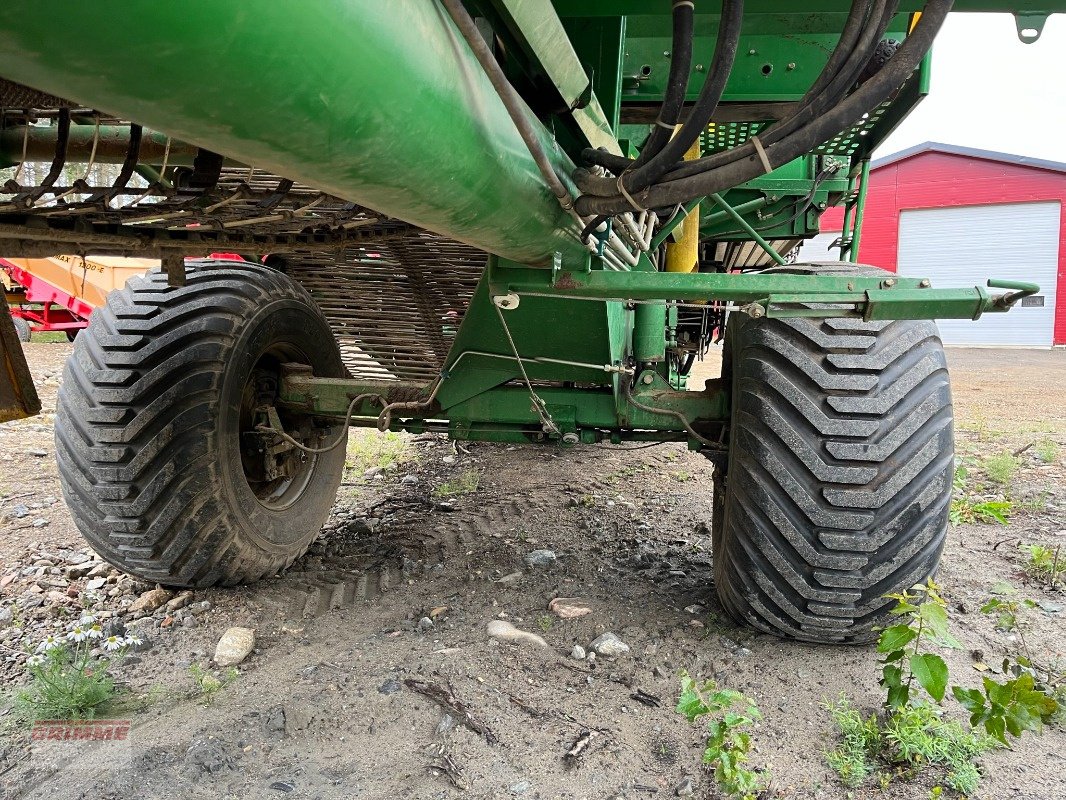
{"left": 102, "top": 635, "right": 125, "bottom": 652}
{"left": 36, "top": 634, "right": 61, "bottom": 652}
{"left": 79, "top": 614, "right": 97, "bottom": 627}
{"left": 67, "top": 625, "right": 89, "bottom": 643}
{"left": 87, "top": 623, "right": 103, "bottom": 639}
{"left": 122, "top": 634, "right": 142, "bottom": 648}
{"left": 26, "top": 654, "right": 44, "bottom": 667}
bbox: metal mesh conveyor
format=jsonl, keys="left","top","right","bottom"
{"left": 282, "top": 235, "right": 486, "bottom": 383}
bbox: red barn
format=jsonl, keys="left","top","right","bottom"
{"left": 802, "top": 142, "right": 1066, "bottom": 346}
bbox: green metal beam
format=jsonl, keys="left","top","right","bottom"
{"left": 490, "top": 261, "right": 1038, "bottom": 321}
{"left": 0, "top": 1, "right": 587, "bottom": 266}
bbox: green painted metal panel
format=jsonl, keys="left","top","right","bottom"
{"left": 0, "top": 0, "right": 587, "bottom": 266}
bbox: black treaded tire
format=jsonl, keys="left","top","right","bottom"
{"left": 713, "top": 263, "right": 954, "bottom": 643}
{"left": 55, "top": 261, "right": 348, "bottom": 587}
{"left": 12, "top": 315, "right": 30, "bottom": 342}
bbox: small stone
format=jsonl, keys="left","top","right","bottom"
{"left": 495, "top": 571, "right": 524, "bottom": 585}
{"left": 265, "top": 706, "right": 286, "bottom": 732}
{"left": 283, "top": 705, "right": 312, "bottom": 735}
{"left": 442, "top": 455, "right": 457, "bottom": 465}
{"left": 129, "top": 587, "right": 173, "bottom": 614}
{"left": 509, "top": 780, "right": 531, "bottom": 795}
{"left": 165, "top": 591, "right": 194, "bottom": 612}
{"left": 524, "top": 549, "right": 557, "bottom": 568}
{"left": 363, "top": 466, "right": 384, "bottom": 478}
{"left": 378, "top": 679, "right": 402, "bottom": 695}
{"left": 31, "top": 519, "right": 49, "bottom": 528}
{"left": 85, "top": 577, "right": 107, "bottom": 592}
{"left": 417, "top": 616, "right": 435, "bottom": 632}
{"left": 683, "top": 604, "right": 704, "bottom": 614}
{"left": 675, "top": 776, "right": 695, "bottom": 796}
{"left": 400, "top": 475, "right": 419, "bottom": 486}
{"left": 487, "top": 619, "right": 549, "bottom": 649}
{"left": 435, "top": 713, "right": 457, "bottom": 736}
{"left": 25, "top": 449, "right": 48, "bottom": 457}
{"left": 181, "top": 615, "right": 198, "bottom": 629}
{"left": 65, "top": 564, "right": 94, "bottom": 579}
{"left": 570, "top": 645, "right": 586, "bottom": 660}
{"left": 270, "top": 782, "right": 295, "bottom": 793}
{"left": 214, "top": 626, "right": 255, "bottom": 667}
{"left": 87, "top": 562, "right": 113, "bottom": 578}
{"left": 189, "top": 600, "right": 213, "bottom": 615}
{"left": 8, "top": 504, "right": 29, "bottom": 519}
{"left": 548, "top": 597, "right": 592, "bottom": 619}
{"left": 589, "top": 632, "right": 630, "bottom": 657}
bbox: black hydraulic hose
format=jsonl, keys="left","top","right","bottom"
{"left": 628, "top": 0, "right": 696, "bottom": 170}
{"left": 581, "top": 0, "right": 876, "bottom": 176}
{"left": 575, "top": 0, "right": 952, "bottom": 215}
{"left": 578, "top": 0, "right": 744, "bottom": 201}
{"left": 580, "top": 0, "right": 885, "bottom": 184}
{"left": 659, "top": 0, "right": 897, "bottom": 184}
{"left": 439, "top": 0, "right": 574, "bottom": 210}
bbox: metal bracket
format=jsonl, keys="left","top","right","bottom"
{"left": 1014, "top": 13, "right": 1048, "bottom": 43}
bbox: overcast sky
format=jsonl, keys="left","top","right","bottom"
{"left": 876, "top": 12, "right": 1066, "bottom": 162}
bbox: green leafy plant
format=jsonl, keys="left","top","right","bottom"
{"left": 676, "top": 672, "right": 765, "bottom": 800}
{"left": 189, "top": 664, "right": 238, "bottom": 703}
{"left": 15, "top": 614, "right": 136, "bottom": 720}
{"left": 434, "top": 469, "right": 480, "bottom": 498}
{"left": 878, "top": 581, "right": 960, "bottom": 709}
{"left": 535, "top": 614, "right": 554, "bottom": 633}
{"left": 825, "top": 580, "right": 1060, "bottom": 797}
{"left": 1020, "top": 543, "right": 1062, "bottom": 589}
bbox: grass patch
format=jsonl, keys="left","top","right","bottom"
{"left": 826, "top": 685, "right": 1003, "bottom": 795}
{"left": 982, "top": 453, "right": 1019, "bottom": 486}
{"left": 345, "top": 429, "right": 412, "bottom": 474}
{"left": 28, "top": 331, "right": 70, "bottom": 344}
{"left": 949, "top": 466, "right": 1010, "bottom": 525}
{"left": 434, "top": 469, "right": 479, "bottom": 498}
{"left": 1035, "top": 439, "right": 1059, "bottom": 464}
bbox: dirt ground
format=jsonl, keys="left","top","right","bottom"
{"left": 1, "top": 342, "right": 1064, "bottom": 800}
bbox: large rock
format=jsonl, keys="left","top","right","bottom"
{"left": 214, "top": 627, "right": 255, "bottom": 667}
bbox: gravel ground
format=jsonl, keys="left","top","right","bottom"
{"left": 0, "top": 342, "right": 1064, "bottom": 800}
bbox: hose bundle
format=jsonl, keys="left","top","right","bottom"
{"left": 574, "top": 0, "right": 954, "bottom": 217}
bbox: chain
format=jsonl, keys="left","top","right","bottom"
{"left": 493, "top": 302, "right": 560, "bottom": 436}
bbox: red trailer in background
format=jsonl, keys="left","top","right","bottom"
{"left": 3, "top": 253, "right": 245, "bottom": 341}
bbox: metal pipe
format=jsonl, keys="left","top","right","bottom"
{"left": 0, "top": 124, "right": 238, "bottom": 168}
{"left": 847, "top": 158, "right": 872, "bottom": 261}
{"left": 0, "top": 1, "right": 586, "bottom": 266}
{"left": 708, "top": 193, "right": 787, "bottom": 266}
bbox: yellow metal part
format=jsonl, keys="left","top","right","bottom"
{"left": 4, "top": 254, "right": 156, "bottom": 308}
{"left": 664, "top": 134, "right": 701, "bottom": 274}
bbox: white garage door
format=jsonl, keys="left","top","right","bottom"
{"left": 897, "top": 202, "right": 1060, "bottom": 346}
{"left": 797, "top": 231, "right": 843, "bottom": 263}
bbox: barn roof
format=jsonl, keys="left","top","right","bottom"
{"left": 872, "top": 142, "right": 1066, "bottom": 175}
